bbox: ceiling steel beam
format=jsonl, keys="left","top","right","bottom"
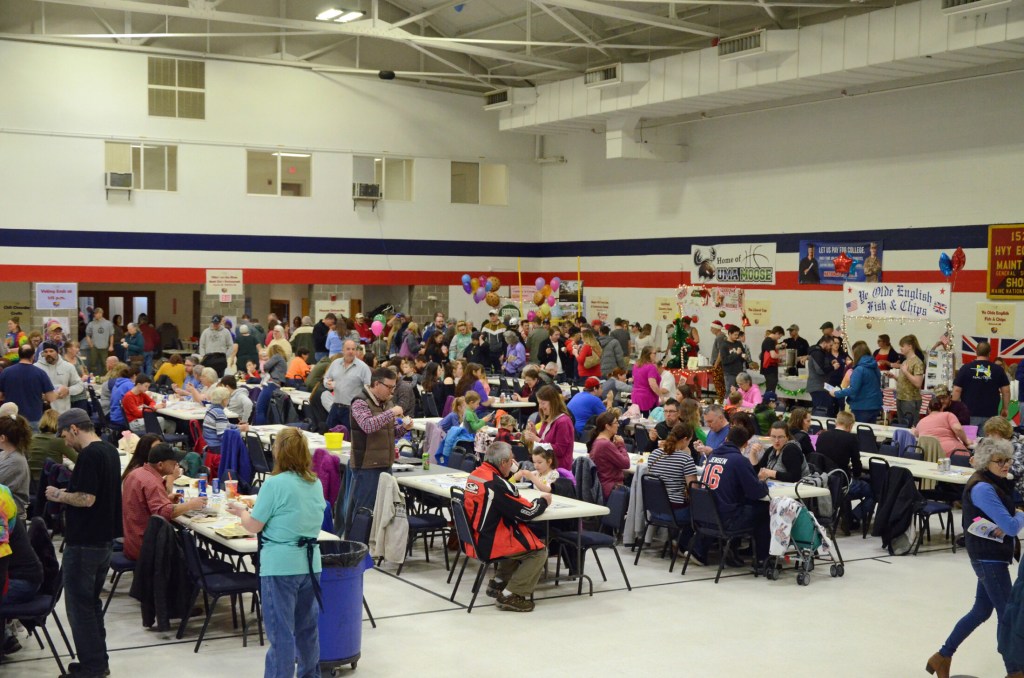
{"left": 392, "top": 0, "right": 471, "bottom": 29}
{"left": 531, "top": 1, "right": 608, "bottom": 56}
{"left": 586, "top": 0, "right": 883, "bottom": 7}
{"left": 536, "top": 0, "right": 718, "bottom": 37}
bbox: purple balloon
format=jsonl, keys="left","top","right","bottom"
{"left": 473, "top": 288, "right": 486, "bottom": 303}
{"left": 535, "top": 277, "right": 545, "bottom": 291}
{"left": 463, "top": 281, "right": 472, "bottom": 294}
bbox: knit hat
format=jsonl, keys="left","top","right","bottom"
{"left": 57, "top": 408, "right": 92, "bottom": 434}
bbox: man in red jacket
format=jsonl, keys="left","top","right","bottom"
{"left": 464, "top": 441, "right": 551, "bottom": 612}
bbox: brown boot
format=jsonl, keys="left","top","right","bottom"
{"left": 925, "top": 652, "right": 950, "bottom": 678}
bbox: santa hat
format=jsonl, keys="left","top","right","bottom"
{"left": 710, "top": 320, "right": 724, "bottom": 329}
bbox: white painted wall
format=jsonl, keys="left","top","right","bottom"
{"left": 533, "top": 70, "right": 1024, "bottom": 354}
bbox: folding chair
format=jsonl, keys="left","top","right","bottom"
{"left": 682, "top": 481, "right": 760, "bottom": 584}
{"left": 633, "top": 475, "right": 686, "bottom": 573}
{"left": 554, "top": 485, "right": 632, "bottom": 591}
{"left": 447, "top": 488, "right": 502, "bottom": 613}
{"left": 863, "top": 457, "right": 891, "bottom": 538}
{"left": 143, "top": 408, "right": 189, "bottom": 447}
{"left": 243, "top": 432, "right": 273, "bottom": 485}
{"left": 857, "top": 425, "right": 879, "bottom": 455}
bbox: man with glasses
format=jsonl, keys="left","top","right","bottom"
{"left": 344, "top": 366, "right": 413, "bottom": 536}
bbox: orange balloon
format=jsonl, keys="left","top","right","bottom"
{"left": 532, "top": 291, "right": 545, "bottom": 306}
{"left": 541, "top": 285, "right": 552, "bottom": 297}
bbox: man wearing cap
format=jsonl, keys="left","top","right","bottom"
{"left": 782, "top": 324, "right": 810, "bottom": 365}
{"left": 567, "top": 377, "right": 609, "bottom": 438}
{"left": 46, "top": 409, "right": 122, "bottom": 678}
{"left": 312, "top": 313, "right": 337, "bottom": 362}
{"left": 820, "top": 321, "right": 836, "bottom": 338}
{"left": 932, "top": 385, "right": 971, "bottom": 425}
{"left": 34, "top": 340, "right": 84, "bottom": 415}
{"left": 352, "top": 313, "right": 372, "bottom": 343}
{"left": 84, "top": 307, "right": 114, "bottom": 376}
{"left": 324, "top": 339, "right": 372, "bottom": 430}
{"left": 122, "top": 443, "right": 206, "bottom": 561}
{"left": 0, "top": 344, "right": 57, "bottom": 430}
{"left": 35, "top": 321, "right": 66, "bottom": 362}
{"left": 199, "top": 315, "right": 233, "bottom": 377}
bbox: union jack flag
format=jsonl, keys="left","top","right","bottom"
{"left": 845, "top": 299, "right": 858, "bottom": 313}
{"left": 933, "top": 301, "right": 947, "bottom": 315}
{"left": 961, "top": 335, "right": 1024, "bottom": 370}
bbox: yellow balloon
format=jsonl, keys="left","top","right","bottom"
{"left": 541, "top": 285, "right": 552, "bottom": 297}
{"left": 470, "top": 278, "right": 480, "bottom": 291}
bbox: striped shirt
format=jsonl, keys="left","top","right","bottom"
{"left": 646, "top": 448, "right": 698, "bottom": 506}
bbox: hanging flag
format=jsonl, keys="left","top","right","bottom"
{"left": 961, "top": 335, "right": 1024, "bottom": 370}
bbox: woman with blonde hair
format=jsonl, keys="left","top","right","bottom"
{"left": 228, "top": 427, "right": 326, "bottom": 678}
{"left": 576, "top": 329, "right": 603, "bottom": 382}
{"left": 266, "top": 325, "right": 293, "bottom": 361}
{"left": 401, "top": 321, "right": 421, "bottom": 358}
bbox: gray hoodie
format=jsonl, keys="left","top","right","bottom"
{"left": 598, "top": 335, "right": 625, "bottom": 376}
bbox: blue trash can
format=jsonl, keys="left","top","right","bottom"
{"left": 318, "top": 540, "right": 373, "bottom": 673}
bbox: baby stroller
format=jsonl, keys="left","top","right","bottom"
{"left": 765, "top": 494, "right": 845, "bottom": 586}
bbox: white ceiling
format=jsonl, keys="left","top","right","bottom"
{"left": 0, "top": 0, "right": 907, "bottom": 92}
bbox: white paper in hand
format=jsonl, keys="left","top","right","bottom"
{"left": 967, "top": 518, "right": 1004, "bottom": 542}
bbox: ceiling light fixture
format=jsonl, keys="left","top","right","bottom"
{"left": 272, "top": 152, "right": 311, "bottom": 158}
{"left": 316, "top": 9, "right": 344, "bottom": 21}
{"left": 316, "top": 8, "right": 364, "bottom": 23}
{"left": 335, "top": 11, "right": 364, "bottom": 22}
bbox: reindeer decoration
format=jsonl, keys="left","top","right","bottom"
{"left": 693, "top": 247, "right": 717, "bottom": 281}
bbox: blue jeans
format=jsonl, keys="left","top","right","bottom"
{"left": 254, "top": 383, "right": 279, "bottom": 425}
{"left": 852, "top": 409, "right": 879, "bottom": 424}
{"left": 326, "top": 404, "right": 351, "bottom": 432}
{"left": 343, "top": 467, "right": 389, "bottom": 538}
{"left": 941, "top": 559, "right": 1018, "bottom": 673}
{"left": 810, "top": 391, "right": 833, "bottom": 416}
{"left": 2, "top": 577, "right": 40, "bottom": 605}
{"left": 143, "top": 351, "right": 154, "bottom": 376}
{"left": 314, "top": 351, "right": 328, "bottom": 362}
{"left": 261, "top": 574, "right": 321, "bottom": 678}
{"left": 722, "top": 503, "right": 770, "bottom": 564}
{"left": 63, "top": 543, "right": 112, "bottom": 675}
{"left": 849, "top": 478, "right": 874, "bottom": 521}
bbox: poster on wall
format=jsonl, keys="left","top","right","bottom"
{"left": 0, "top": 300, "right": 31, "bottom": 320}
{"left": 654, "top": 297, "right": 676, "bottom": 322}
{"left": 962, "top": 335, "right": 1024, "bottom": 370}
{"left": 798, "top": 240, "right": 883, "bottom": 285}
{"left": 558, "top": 280, "right": 583, "bottom": 303}
{"left": 588, "top": 296, "right": 610, "bottom": 323}
{"left": 843, "top": 283, "right": 949, "bottom": 321}
{"left": 205, "top": 269, "right": 244, "bottom": 296}
{"left": 314, "top": 300, "right": 350, "bottom": 322}
{"left": 987, "top": 224, "right": 1024, "bottom": 300}
{"left": 689, "top": 244, "right": 775, "bottom": 285}
{"left": 35, "top": 283, "right": 77, "bottom": 311}
{"left": 745, "top": 299, "right": 771, "bottom": 327}
{"left": 976, "top": 303, "right": 1016, "bottom": 336}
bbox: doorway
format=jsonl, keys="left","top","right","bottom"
{"left": 79, "top": 291, "right": 155, "bottom": 328}
{"left": 270, "top": 299, "right": 290, "bottom": 327}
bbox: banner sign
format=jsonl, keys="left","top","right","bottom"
{"left": 988, "top": 224, "right": 1024, "bottom": 299}
{"left": 35, "top": 283, "right": 77, "bottom": 311}
{"left": 798, "top": 240, "right": 883, "bottom": 285}
{"left": 844, "top": 283, "right": 950, "bottom": 321}
{"left": 690, "top": 244, "right": 775, "bottom": 285}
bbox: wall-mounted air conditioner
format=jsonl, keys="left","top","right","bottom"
{"left": 483, "top": 88, "right": 537, "bottom": 111}
{"left": 352, "top": 182, "right": 381, "bottom": 198}
{"left": 105, "top": 172, "right": 133, "bottom": 199}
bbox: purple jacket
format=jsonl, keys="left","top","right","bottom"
{"left": 312, "top": 448, "right": 342, "bottom": 506}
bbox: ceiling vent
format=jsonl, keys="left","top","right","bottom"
{"left": 942, "top": 0, "right": 1021, "bottom": 17}
{"left": 483, "top": 88, "right": 536, "bottom": 111}
{"left": 583, "top": 62, "right": 647, "bottom": 91}
{"left": 718, "top": 29, "right": 797, "bottom": 62}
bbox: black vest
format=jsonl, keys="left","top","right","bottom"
{"left": 962, "top": 470, "right": 1016, "bottom": 563}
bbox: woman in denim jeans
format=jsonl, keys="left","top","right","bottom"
{"left": 228, "top": 428, "right": 326, "bottom": 678}
{"left": 927, "top": 438, "right": 1024, "bottom": 678}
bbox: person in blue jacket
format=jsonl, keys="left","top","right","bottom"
{"left": 699, "top": 425, "right": 769, "bottom": 570}
{"left": 830, "top": 340, "right": 883, "bottom": 423}
{"left": 108, "top": 371, "right": 136, "bottom": 428}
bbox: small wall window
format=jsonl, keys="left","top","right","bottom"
{"left": 451, "top": 161, "right": 507, "bottom": 205}
{"left": 105, "top": 141, "right": 178, "bottom": 191}
{"left": 247, "top": 150, "right": 311, "bottom": 197}
{"left": 352, "top": 156, "right": 414, "bottom": 201}
{"left": 148, "top": 57, "right": 205, "bottom": 119}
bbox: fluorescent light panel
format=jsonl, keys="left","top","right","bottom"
{"left": 272, "top": 152, "right": 311, "bottom": 157}
{"left": 316, "top": 8, "right": 343, "bottom": 20}
{"left": 336, "top": 11, "right": 364, "bottom": 22}
{"left": 315, "top": 8, "right": 364, "bottom": 22}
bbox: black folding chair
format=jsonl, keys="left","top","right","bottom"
{"left": 243, "top": 432, "right": 273, "bottom": 485}
{"left": 863, "top": 457, "right": 891, "bottom": 538}
{"left": 857, "top": 425, "right": 879, "bottom": 454}
{"left": 901, "top": 444, "right": 925, "bottom": 461}
{"left": 633, "top": 475, "right": 686, "bottom": 572}
{"left": 143, "top": 408, "right": 189, "bottom": 447}
{"left": 397, "top": 494, "right": 450, "bottom": 576}
{"left": 950, "top": 448, "right": 972, "bottom": 467}
{"left": 681, "top": 481, "right": 760, "bottom": 584}
{"left": 446, "top": 450, "right": 465, "bottom": 470}
{"left": 0, "top": 567, "right": 75, "bottom": 676}
{"left": 447, "top": 488, "right": 502, "bottom": 613}
{"left": 554, "top": 485, "right": 632, "bottom": 591}
{"left": 177, "top": 531, "right": 264, "bottom": 652}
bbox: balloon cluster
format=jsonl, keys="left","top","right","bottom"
{"left": 370, "top": 313, "right": 386, "bottom": 337}
{"left": 938, "top": 246, "right": 966, "bottom": 278}
{"left": 461, "top": 274, "right": 502, "bottom": 307}
{"left": 530, "top": 276, "right": 561, "bottom": 319}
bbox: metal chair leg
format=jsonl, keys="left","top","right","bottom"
{"left": 40, "top": 624, "right": 67, "bottom": 677}
{"left": 53, "top": 613, "right": 75, "bottom": 658}
{"left": 194, "top": 596, "right": 219, "bottom": 653}
{"left": 467, "top": 563, "right": 488, "bottom": 613}
{"left": 363, "top": 596, "right": 377, "bottom": 629}
{"left": 611, "top": 547, "right": 632, "bottom": 591}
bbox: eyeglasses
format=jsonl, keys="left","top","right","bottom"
{"left": 380, "top": 382, "right": 397, "bottom": 390}
{"left": 992, "top": 458, "right": 1012, "bottom": 466}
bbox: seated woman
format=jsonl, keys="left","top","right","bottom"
{"left": 120, "top": 433, "right": 163, "bottom": 480}
{"left": 757, "top": 421, "right": 810, "bottom": 482}
{"left": 285, "top": 347, "right": 312, "bottom": 387}
{"left": 179, "top": 366, "right": 218, "bottom": 403}
{"left": 455, "top": 362, "right": 496, "bottom": 415}
{"left": 154, "top": 354, "right": 186, "bottom": 388}
{"left": 203, "top": 387, "right": 250, "bottom": 464}
{"left": 913, "top": 398, "right": 971, "bottom": 457}
{"left": 0, "top": 415, "right": 33, "bottom": 518}
{"left": 787, "top": 407, "right": 816, "bottom": 458}
{"left": 28, "top": 409, "right": 78, "bottom": 486}
{"left": 0, "top": 482, "right": 44, "bottom": 627}
{"left": 512, "top": 365, "right": 542, "bottom": 403}
{"left": 730, "top": 411, "right": 765, "bottom": 465}
{"left": 734, "top": 372, "right": 762, "bottom": 410}
{"left": 588, "top": 409, "right": 630, "bottom": 500}
{"left": 254, "top": 345, "right": 288, "bottom": 425}
{"left": 645, "top": 422, "right": 706, "bottom": 564}
{"left": 221, "top": 375, "right": 254, "bottom": 424}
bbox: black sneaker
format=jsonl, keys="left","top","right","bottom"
{"left": 495, "top": 592, "right": 535, "bottom": 613}
{"left": 485, "top": 578, "right": 504, "bottom": 599}
{"left": 63, "top": 662, "right": 111, "bottom": 677}
{"left": 685, "top": 551, "right": 707, "bottom": 567}
{"left": 2, "top": 634, "right": 21, "bottom": 655}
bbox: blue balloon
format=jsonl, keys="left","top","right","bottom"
{"left": 461, "top": 274, "right": 471, "bottom": 285}
{"left": 939, "top": 252, "right": 954, "bottom": 278}
{"left": 485, "top": 281, "right": 493, "bottom": 292}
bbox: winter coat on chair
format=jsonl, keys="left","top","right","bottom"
{"left": 870, "top": 466, "right": 923, "bottom": 555}
{"left": 369, "top": 473, "right": 409, "bottom": 565}
{"left": 129, "top": 516, "right": 193, "bottom": 631}
{"left": 571, "top": 454, "right": 604, "bottom": 505}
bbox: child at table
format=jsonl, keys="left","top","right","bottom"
{"left": 244, "top": 360, "right": 261, "bottom": 384}
{"left": 724, "top": 391, "right": 743, "bottom": 416}
{"left": 462, "top": 392, "right": 493, "bottom": 433}
{"left": 438, "top": 396, "right": 466, "bottom": 433}
{"left": 512, "top": 446, "right": 559, "bottom": 492}
{"left": 495, "top": 414, "right": 519, "bottom": 445}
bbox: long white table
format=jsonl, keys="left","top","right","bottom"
{"left": 860, "top": 452, "right": 973, "bottom": 485}
{"left": 156, "top": 399, "right": 240, "bottom": 422}
{"left": 175, "top": 513, "right": 338, "bottom": 554}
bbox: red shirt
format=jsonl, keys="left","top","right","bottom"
{"left": 140, "top": 323, "right": 160, "bottom": 351}
{"left": 122, "top": 390, "right": 155, "bottom": 423}
{"left": 121, "top": 464, "right": 175, "bottom": 560}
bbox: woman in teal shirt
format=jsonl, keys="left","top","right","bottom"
{"left": 228, "top": 428, "right": 326, "bottom": 678}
